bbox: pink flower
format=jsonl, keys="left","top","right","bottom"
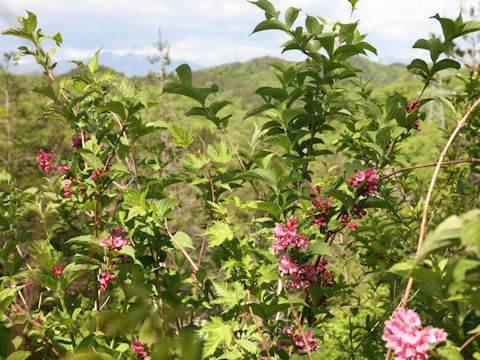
{"left": 346, "top": 222, "right": 356, "bottom": 231}
{"left": 347, "top": 168, "right": 378, "bottom": 196}
{"left": 279, "top": 254, "right": 333, "bottom": 290}
{"left": 98, "top": 227, "right": 130, "bottom": 252}
{"left": 382, "top": 308, "right": 447, "bottom": 359}
{"left": 36, "top": 149, "right": 56, "bottom": 175}
{"left": 271, "top": 220, "right": 309, "bottom": 253}
{"left": 131, "top": 341, "right": 148, "bottom": 359}
{"left": 99, "top": 262, "right": 117, "bottom": 291}
{"left": 52, "top": 266, "right": 63, "bottom": 277}
{"left": 58, "top": 165, "right": 70, "bottom": 172}
{"left": 281, "top": 325, "right": 319, "bottom": 354}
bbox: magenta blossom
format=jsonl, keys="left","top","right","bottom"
{"left": 36, "top": 149, "right": 56, "bottom": 175}
{"left": 98, "top": 227, "right": 130, "bottom": 252}
{"left": 131, "top": 341, "right": 148, "bottom": 359}
{"left": 271, "top": 220, "right": 309, "bottom": 254}
{"left": 383, "top": 308, "right": 447, "bottom": 360}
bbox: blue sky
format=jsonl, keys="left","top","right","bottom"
{"left": 0, "top": 0, "right": 476, "bottom": 68}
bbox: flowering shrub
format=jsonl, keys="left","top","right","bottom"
{"left": 1, "top": 2, "right": 480, "bottom": 360}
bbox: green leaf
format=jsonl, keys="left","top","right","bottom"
{"left": 436, "top": 347, "right": 463, "bottom": 360}
{"left": 249, "top": 0, "right": 277, "bottom": 18}
{"left": 205, "top": 222, "right": 234, "bottom": 247}
{"left": 163, "top": 82, "right": 205, "bottom": 104}
{"left": 155, "top": 198, "right": 181, "bottom": 218}
{"left": 305, "top": 16, "right": 323, "bottom": 34}
{"left": 309, "top": 241, "right": 332, "bottom": 256}
{"left": 101, "top": 101, "right": 126, "bottom": 120}
{"left": 1, "top": 28, "right": 34, "bottom": 42}
{"left": 66, "top": 235, "right": 99, "bottom": 246}
{"left": 238, "top": 169, "right": 276, "bottom": 189}
{"left": 431, "top": 59, "right": 461, "bottom": 74}
{"left": 407, "top": 58, "right": 429, "bottom": 75}
{"left": 418, "top": 215, "right": 462, "bottom": 259}
{"left": 0, "top": 287, "right": 20, "bottom": 316}
{"left": 201, "top": 317, "right": 233, "bottom": 358}
{"left": 7, "top": 351, "right": 31, "bottom": 360}
{"left": 389, "top": 261, "right": 442, "bottom": 288}
{"left": 348, "top": 0, "right": 359, "bottom": 8}
{"left": 169, "top": 125, "right": 194, "bottom": 147}
{"left": 175, "top": 64, "right": 192, "bottom": 86}
{"left": 212, "top": 282, "right": 246, "bottom": 306}
{"left": 285, "top": 7, "right": 300, "bottom": 28}
{"left": 235, "top": 339, "right": 257, "bottom": 354}
{"left": 173, "top": 231, "right": 195, "bottom": 250}
{"left": 251, "top": 20, "right": 288, "bottom": 34}
{"left": 77, "top": 149, "right": 104, "bottom": 170}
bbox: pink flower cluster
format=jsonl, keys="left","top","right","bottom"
{"left": 383, "top": 308, "right": 447, "bottom": 360}
{"left": 406, "top": 99, "right": 418, "bottom": 113}
{"left": 52, "top": 266, "right": 63, "bottom": 277}
{"left": 281, "top": 326, "right": 319, "bottom": 354}
{"left": 99, "top": 262, "right": 116, "bottom": 291}
{"left": 279, "top": 254, "right": 333, "bottom": 290}
{"left": 347, "top": 168, "right": 378, "bottom": 196}
{"left": 91, "top": 167, "right": 105, "bottom": 181}
{"left": 98, "top": 227, "right": 130, "bottom": 252}
{"left": 131, "top": 341, "right": 148, "bottom": 359}
{"left": 309, "top": 186, "right": 331, "bottom": 227}
{"left": 271, "top": 220, "right": 309, "bottom": 254}
{"left": 37, "top": 149, "right": 56, "bottom": 175}
{"left": 352, "top": 202, "right": 368, "bottom": 219}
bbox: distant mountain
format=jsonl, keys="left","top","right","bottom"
{"left": 10, "top": 51, "right": 204, "bottom": 76}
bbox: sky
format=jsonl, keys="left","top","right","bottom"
{"left": 0, "top": 0, "right": 477, "bottom": 69}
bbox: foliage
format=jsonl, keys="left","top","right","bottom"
{"left": 1, "top": 2, "right": 480, "bottom": 360}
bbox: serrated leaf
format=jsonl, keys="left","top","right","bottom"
{"left": 205, "top": 222, "right": 234, "bottom": 247}
{"left": 201, "top": 317, "right": 233, "bottom": 358}
{"left": 169, "top": 125, "right": 194, "bottom": 147}
{"left": 155, "top": 198, "right": 181, "bottom": 218}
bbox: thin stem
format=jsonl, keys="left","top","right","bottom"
{"left": 246, "top": 291, "right": 273, "bottom": 360}
{"left": 12, "top": 301, "right": 60, "bottom": 357}
{"left": 164, "top": 218, "right": 199, "bottom": 271}
{"left": 281, "top": 278, "right": 313, "bottom": 360}
{"left": 379, "top": 158, "right": 480, "bottom": 182}
{"left": 460, "top": 332, "right": 480, "bottom": 353}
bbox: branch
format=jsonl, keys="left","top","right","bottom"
{"left": 460, "top": 332, "right": 480, "bottom": 353}
{"left": 281, "top": 278, "right": 313, "bottom": 360}
{"left": 379, "top": 158, "right": 480, "bottom": 182}
{"left": 164, "top": 218, "right": 199, "bottom": 271}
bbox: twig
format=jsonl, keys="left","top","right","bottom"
{"left": 460, "top": 332, "right": 480, "bottom": 353}
{"left": 379, "top": 158, "right": 480, "bottom": 182}
{"left": 164, "top": 218, "right": 199, "bottom": 271}
{"left": 246, "top": 291, "right": 273, "bottom": 360}
{"left": 281, "top": 278, "right": 313, "bottom": 360}
{"left": 12, "top": 302, "right": 60, "bottom": 357}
